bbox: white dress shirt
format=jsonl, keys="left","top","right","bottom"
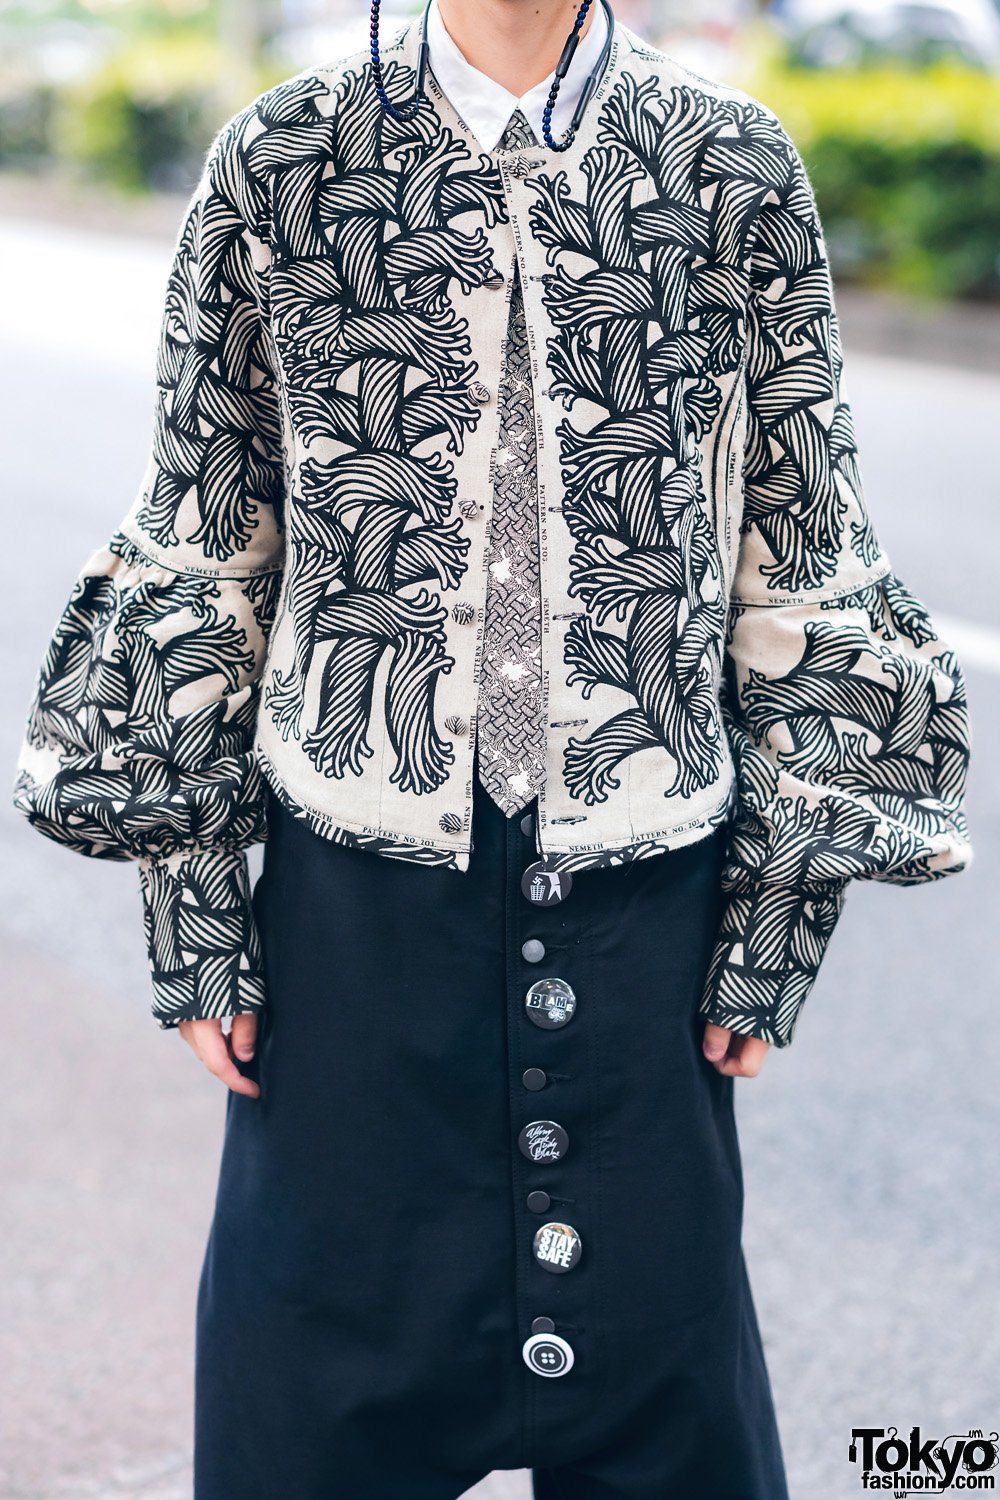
{"left": 425, "top": 0, "right": 609, "bottom": 151}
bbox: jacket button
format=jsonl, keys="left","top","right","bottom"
{"left": 522, "top": 1330, "right": 575, "bottom": 1377}
{"left": 522, "top": 1067, "right": 547, "bottom": 1091}
{"left": 518, "top": 1119, "right": 569, "bottom": 1163}
{"left": 452, "top": 602, "right": 475, "bottom": 624}
{"left": 521, "top": 862, "right": 573, "bottom": 907}
{"left": 527, "top": 1190, "right": 551, "bottom": 1213}
{"left": 531, "top": 1315, "right": 556, "bottom": 1333}
{"left": 485, "top": 267, "right": 505, "bottom": 287}
{"left": 459, "top": 499, "right": 481, "bottom": 519}
{"left": 520, "top": 812, "right": 534, "bottom": 837}
{"left": 444, "top": 714, "right": 467, "bottom": 736}
{"left": 525, "top": 977, "right": 576, "bottom": 1029}
{"left": 521, "top": 939, "right": 545, "bottom": 963}
{"left": 508, "top": 154, "right": 545, "bottom": 178}
{"left": 438, "top": 813, "right": 462, "bottom": 834}
{"left": 469, "top": 381, "right": 491, "bottom": 403}
{"left": 533, "top": 1221, "right": 583, "bottom": 1274}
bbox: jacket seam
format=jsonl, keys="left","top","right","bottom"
{"left": 728, "top": 557, "right": 894, "bottom": 609}
{"left": 115, "top": 522, "right": 284, "bottom": 581}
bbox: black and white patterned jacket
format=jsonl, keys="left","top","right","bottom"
{"left": 11, "top": 15, "right": 973, "bottom": 1046}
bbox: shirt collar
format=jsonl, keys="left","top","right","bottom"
{"left": 425, "top": 0, "right": 609, "bottom": 153}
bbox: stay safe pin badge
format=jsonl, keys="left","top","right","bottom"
{"left": 532, "top": 1221, "right": 583, "bottom": 1274}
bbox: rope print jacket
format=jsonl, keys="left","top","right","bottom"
{"left": 11, "top": 15, "right": 974, "bottom": 1046}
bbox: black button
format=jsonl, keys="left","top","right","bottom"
{"left": 532, "top": 1221, "right": 583, "bottom": 1274}
{"left": 531, "top": 1315, "right": 556, "bottom": 1334}
{"left": 525, "top": 978, "right": 576, "bottom": 1030}
{"left": 527, "top": 1189, "right": 551, "bottom": 1213}
{"left": 518, "top": 1119, "right": 569, "bottom": 1164}
{"left": 521, "top": 862, "right": 573, "bottom": 906}
{"left": 520, "top": 813, "right": 534, "bottom": 838}
{"left": 522, "top": 1067, "right": 547, "bottom": 1091}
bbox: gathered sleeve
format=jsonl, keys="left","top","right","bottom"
{"left": 11, "top": 106, "right": 286, "bottom": 1029}
{"left": 699, "top": 119, "right": 973, "bottom": 1049}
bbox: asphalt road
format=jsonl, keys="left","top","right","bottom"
{"left": 1, "top": 219, "right": 997, "bottom": 1500}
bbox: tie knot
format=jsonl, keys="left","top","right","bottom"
{"left": 497, "top": 107, "right": 539, "bottom": 152}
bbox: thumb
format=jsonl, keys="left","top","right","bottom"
{"left": 230, "top": 1011, "right": 259, "bottom": 1061}
{"left": 702, "top": 1022, "right": 731, "bottom": 1061}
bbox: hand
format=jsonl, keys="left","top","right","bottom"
{"left": 178, "top": 1014, "right": 261, "bottom": 1097}
{"left": 702, "top": 1022, "right": 770, "bottom": 1077}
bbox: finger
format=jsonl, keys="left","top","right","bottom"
{"left": 205, "top": 1026, "right": 259, "bottom": 1096}
{"left": 178, "top": 1017, "right": 218, "bottom": 1051}
{"left": 702, "top": 1021, "right": 731, "bottom": 1063}
{"left": 229, "top": 1012, "right": 259, "bottom": 1062}
{"left": 717, "top": 1037, "right": 771, "bottom": 1077}
{"left": 217, "top": 1058, "right": 261, "bottom": 1098}
{"left": 735, "top": 1037, "right": 770, "bottom": 1076}
{"left": 186, "top": 1019, "right": 261, "bottom": 1098}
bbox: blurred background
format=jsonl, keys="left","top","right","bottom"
{"left": 2, "top": 0, "right": 1000, "bottom": 302}
{"left": 1, "top": 2, "right": 997, "bottom": 1498}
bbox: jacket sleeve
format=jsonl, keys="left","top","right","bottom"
{"left": 698, "top": 119, "right": 973, "bottom": 1049}
{"left": 11, "top": 105, "right": 286, "bottom": 1030}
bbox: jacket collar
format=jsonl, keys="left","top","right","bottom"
{"left": 384, "top": 6, "right": 630, "bottom": 175}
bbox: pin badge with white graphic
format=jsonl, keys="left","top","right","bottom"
{"left": 518, "top": 1119, "right": 569, "bottom": 1163}
{"left": 521, "top": 861, "right": 573, "bottom": 906}
{"left": 532, "top": 1221, "right": 582, "bottom": 1274}
{"left": 522, "top": 1331, "right": 575, "bottom": 1377}
{"left": 524, "top": 977, "right": 577, "bottom": 1030}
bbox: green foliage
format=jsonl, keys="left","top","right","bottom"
{"left": 0, "top": 83, "right": 57, "bottom": 165}
{"left": 50, "top": 32, "right": 275, "bottom": 192}
{"left": 743, "top": 46, "right": 1000, "bottom": 300}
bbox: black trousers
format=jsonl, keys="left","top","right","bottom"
{"left": 193, "top": 771, "right": 790, "bottom": 1499}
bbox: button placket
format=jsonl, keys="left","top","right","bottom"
{"left": 490, "top": 382, "right": 581, "bottom": 1379}
{"left": 514, "top": 837, "right": 588, "bottom": 1380}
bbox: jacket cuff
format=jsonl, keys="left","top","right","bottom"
{"left": 698, "top": 881, "right": 848, "bottom": 1048}
{"left": 136, "top": 845, "right": 266, "bottom": 1029}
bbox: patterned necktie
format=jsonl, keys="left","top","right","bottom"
{"left": 476, "top": 106, "right": 546, "bottom": 816}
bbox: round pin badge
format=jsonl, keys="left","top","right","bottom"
{"left": 522, "top": 1330, "right": 575, "bottom": 1377}
{"left": 521, "top": 861, "right": 573, "bottom": 906}
{"left": 532, "top": 1221, "right": 583, "bottom": 1274}
{"left": 518, "top": 1119, "right": 569, "bottom": 1164}
{"left": 524, "top": 977, "right": 577, "bottom": 1030}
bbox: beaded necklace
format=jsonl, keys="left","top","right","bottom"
{"left": 370, "top": 0, "right": 615, "bottom": 150}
